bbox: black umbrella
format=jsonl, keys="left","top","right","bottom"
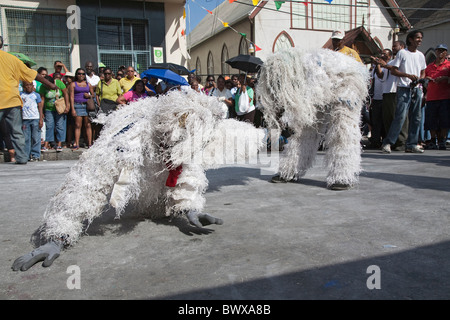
{"left": 149, "top": 63, "right": 192, "bottom": 75}
{"left": 225, "top": 54, "right": 263, "bottom": 73}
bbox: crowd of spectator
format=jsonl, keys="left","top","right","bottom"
{"left": 1, "top": 29, "right": 449, "bottom": 164}
{"left": 368, "top": 31, "right": 450, "bottom": 153}
{"left": 0, "top": 50, "right": 264, "bottom": 164}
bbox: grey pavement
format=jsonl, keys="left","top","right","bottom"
{"left": 1, "top": 149, "right": 449, "bottom": 300}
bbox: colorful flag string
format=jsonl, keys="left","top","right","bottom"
{"left": 190, "top": 0, "right": 262, "bottom": 51}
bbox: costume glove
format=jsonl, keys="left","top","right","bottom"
{"left": 12, "top": 240, "right": 62, "bottom": 271}
{"left": 187, "top": 210, "right": 223, "bottom": 228}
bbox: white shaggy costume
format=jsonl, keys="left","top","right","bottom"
{"left": 12, "top": 90, "right": 265, "bottom": 270}
{"left": 258, "top": 48, "right": 370, "bottom": 188}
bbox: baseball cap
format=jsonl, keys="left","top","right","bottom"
{"left": 331, "top": 29, "right": 345, "bottom": 40}
{"left": 436, "top": 44, "right": 448, "bottom": 51}
{"left": 64, "top": 71, "right": 75, "bottom": 78}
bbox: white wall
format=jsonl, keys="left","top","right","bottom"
{"left": 254, "top": 0, "right": 397, "bottom": 61}
{"left": 415, "top": 22, "right": 450, "bottom": 55}
{"left": 164, "top": 2, "right": 189, "bottom": 67}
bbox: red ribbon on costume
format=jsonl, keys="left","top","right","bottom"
{"left": 165, "top": 164, "right": 183, "bottom": 187}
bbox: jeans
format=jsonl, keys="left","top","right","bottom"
{"left": 383, "top": 86, "right": 423, "bottom": 149}
{"left": 44, "top": 110, "right": 67, "bottom": 143}
{"left": 0, "top": 106, "right": 28, "bottom": 163}
{"left": 420, "top": 104, "right": 431, "bottom": 142}
{"left": 23, "top": 119, "right": 41, "bottom": 159}
{"left": 369, "top": 99, "right": 384, "bottom": 147}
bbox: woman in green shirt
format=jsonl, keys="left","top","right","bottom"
{"left": 234, "top": 74, "right": 256, "bottom": 123}
{"left": 39, "top": 75, "right": 69, "bottom": 152}
{"left": 94, "top": 67, "right": 122, "bottom": 139}
{"left": 95, "top": 67, "right": 122, "bottom": 106}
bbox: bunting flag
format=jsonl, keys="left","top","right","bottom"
{"left": 228, "top": 0, "right": 236, "bottom": 3}
{"left": 324, "top": 0, "right": 333, "bottom": 3}
{"left": 274, "top": 1, "right": 285, "bottom": 10}
{"left": 190, "top": 0, "right": 263, "bottom": 51}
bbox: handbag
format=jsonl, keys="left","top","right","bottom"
{"left": 55, "top": 97, "right": 66, "bottom": 114}
{"left": 86, "top": 97, "right": 96, "bottom": 112}
{"left": 238, "top": 89, "right": 250, "bottom": 114}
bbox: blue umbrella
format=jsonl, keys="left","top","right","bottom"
{"left": 140, "top": 68, "right": 189, "bottom": 86}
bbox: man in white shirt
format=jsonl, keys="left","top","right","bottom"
{"left": 212, "top": 75, "right": 233, "bottom": 118}
{"left": 369, "top": 49, "right": 389, "bottom": 149}
{"left": 381, "top": 30, "right": 427, "bottom": 153}
{"left": 373, "top": 41, "right": 409, "bottom": 150}
{"left": 85, "top": 61, "right": 100, "bottom": 88}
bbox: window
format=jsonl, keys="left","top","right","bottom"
{"left": 356, "top": 0, "right": 370, "bottom": 27}
{"left": 291, "top": 0, "right": 370, "bottom": 31}
{"left": 312, "top": 0, "right": 351, "bottom": 30}
{"left": 196, "top": 57, "right": 202, "bottom": 79}
{"left": 4, "top": 9, "right": 70, "bottom": 71}
{"left": 97, "top": 17, "right": 150, "bottom": 74}
{"left": 221, "top": 44, "right": 230, "bottom": 75}
{"left": 239, "top": 37, "right": 248, "bottom": 55}
{"left": 291, "top": 1, "right": 308, "bottom": 29}
{"left": 273, "top": 31, "right": 294, "bottom": 53}
{"left": 207, "top": 51, "right": 214, "bottom": 76}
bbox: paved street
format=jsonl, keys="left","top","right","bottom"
{"left": 1, "top": 149, "right": 449, "bottom": 300}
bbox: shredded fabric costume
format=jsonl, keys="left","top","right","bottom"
{"left": 257, "top": 48, "right": 370, "bottom": 188}
{"left": 40, "top": 90, "right": 265, "bottom": 246}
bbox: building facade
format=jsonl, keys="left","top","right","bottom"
{"left": 0, "top": 0, "right": 187, "bottom": 74}
{"left": 187, "top": 0, "right": 414, "bottom": 78}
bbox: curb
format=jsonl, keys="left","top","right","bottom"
{"left": 0, "top": 148, "right": 84, "bottom": 163}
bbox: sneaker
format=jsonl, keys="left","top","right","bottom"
{"left": 329, "top": 183, "right": 351, "bottom": 191}
{"left": 425, "top": 143, "right": 438, "bottom": 150}
{"left": 392, "top": 145, "right": 405, "bottom": 151}
{"left": 56, "top": 146, "right": 63, "bottom": 152}
{"left": 31, "top": 157, "right": 40, "bottom": 162}
{"left": 405, "top": 146, "right": 424, "bottom": 153}
{"left": 271, "top": 175, "right": 293, "bottom": 183}
{"left": 381, "top": 144, "right": 391, "bottom": 154}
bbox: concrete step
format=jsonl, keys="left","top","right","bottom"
{"left": 0, "top": 147, "right": 84, "bottom": 163}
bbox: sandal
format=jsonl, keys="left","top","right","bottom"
{"left": 72, "top": 145, "right": 79, "bottom": 151}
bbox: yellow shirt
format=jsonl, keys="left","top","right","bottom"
{"left": 96, "top": 78, "right": 122, "bottom": 102}
{"left": 119, "top": 76, "right": 139, "bottom": 93}
{"left": 0, "top": 50, "right": 38, "bottom": 109}
{"left": 338, "top": 46, "right": 363, "bottom": 63}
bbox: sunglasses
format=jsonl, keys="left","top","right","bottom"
{"left": 104, "top": 72, "right": 112, "bottom": 75}
{"left": 77, "top": 73, "right": 85, "bottom": 75}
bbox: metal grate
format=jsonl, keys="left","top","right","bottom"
{"left": 1, "top": 6, "right": 71, "bottom": 71}
{"left": 99, "top": 51, "right": 150, "bottom": 75}
{"left": 97, "top": 17, "right": 151, "bottom": 75}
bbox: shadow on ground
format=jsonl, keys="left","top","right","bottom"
{"left": 153, "top": 240, "right": 450, "bottom": 300}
